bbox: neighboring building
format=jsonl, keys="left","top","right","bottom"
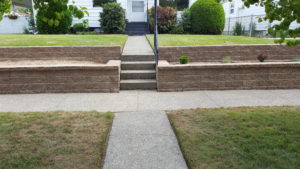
{"left": 10, "top": 0, "right": 158, "bottom": 28}
{"left": 189, "top": 0, "right": 300, "bottom": 36}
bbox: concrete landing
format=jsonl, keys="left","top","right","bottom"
{"left": 103, "top": 110, "right": 188, "bottom": 169}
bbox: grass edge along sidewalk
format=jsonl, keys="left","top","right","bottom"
{"left": 168, "top": 106, "right": 300, "bottom": 169}
{"left": 0, "top": 111, "right": 114, "bottom": 169}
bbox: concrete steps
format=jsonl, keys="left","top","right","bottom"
{"left": 125, "top": 22, "right": 149, "bottom": 35}
{"left": 121, "top": 55, "right": 156, "bottom": 90}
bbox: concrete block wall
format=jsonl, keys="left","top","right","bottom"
{"left": 0, "top": 60, "right": 121, "bottom": 94}
{"left": 157, "top": 61, "right": 300, "bottom": 91}
{"left": 0, "top": 46, "right": 122, "bottom": 63}
{"left": 159, "top": 45, "right": 300, "bottom": 62}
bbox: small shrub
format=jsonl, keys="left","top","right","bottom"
{"left": 222, "top": 57, "right": 231, "bottom": 63}
{"left": 73, "top": 19, "right": 89, "bottom": 33}
{"left": 179, "top": 56, "right": 189, "bottom": 64}
{"left": 23, "top": 27, "right": 30, "bottom": 34}
{"left": 181, "top": 8, "right": 191, "bottom": 33}
{"left": 100, "top": 3, "right": 125, "bottom": 33}
{"left": 7, "top": 14, "right": 18, "bottom": 20}
{"left": 93, "top": 0, "right": 116, "bottom": 7}
{"left": 249, "top": 22, "right": 256, "bottom": 37}
{"left": 293, "top": 56, "right": 300, "bottom": 62}
{"left": 190, "top": 0, "right": 225, "bottom": 34}
{"left": 149, "top": 6, "right": 177, "bottom": 34}
{"left": 233, "top": 22, "right": 244, "bottom": 36}
{"left": 257, "top": 53, "right": 268, "bottom": 62}
{"left": 170, "top": 25, "right": 185, "bottom": 34}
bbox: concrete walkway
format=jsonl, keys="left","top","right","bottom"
{"left": 103, "top": 110, "right": 188, "bottom": 169}
{"left": 1, "top": 90, "right": 299, "bottom": 112}
{"left": 122, "top": 35, "right": 154, "bottom": 55}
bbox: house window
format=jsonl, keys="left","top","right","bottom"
{"left": 132, "top": 1, "right": 144, "bottom": 12}
{"left": 230, "top": 3, "right": 235, "bottom": 14}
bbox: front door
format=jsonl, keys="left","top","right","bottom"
{"left": 128, "top": 0, "right": 146, "bottom": 22}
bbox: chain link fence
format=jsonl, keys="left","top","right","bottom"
{"left": 223, "top": 15, "right": 271, "bottom": 37}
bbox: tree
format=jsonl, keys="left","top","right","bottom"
{"left": 0, "top": 0, "right": 11, "bottom": 21}
{"left": 33, "top": 0, "right": 88, "bottom": 34}
{"left": 227, "top": 0, "right": 300, "bottom": 46}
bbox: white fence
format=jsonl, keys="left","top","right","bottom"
{"left": 0, "top": 16, "right": 29, "bottom": 34}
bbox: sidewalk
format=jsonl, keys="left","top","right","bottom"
{"left": 1, "top": 90, "right": 299, "bottom": 113}
{"left": 122, "top": 35, "right": 154, "bottom": 55}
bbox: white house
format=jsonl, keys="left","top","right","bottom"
{"left": 11, "top": 0, "right": 157, "bottom": 28}
{"left": 189, "top": 0, "right": 300, "bottom": 35}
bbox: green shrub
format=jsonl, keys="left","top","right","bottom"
{"left": 257, "top": 53, "right": 268, "bottom": 62}
{"left": 149, "top": 6, "right": 177, "bottom": 34}
{"left": 233, "top": 22, "right": 244, "bottom": 35}
{"left": 160, "top": 0, "right": 189, "bottom": 10}
{"left": 100, "top": 3, "right": 125, "bottom": 33}
{"left": 179, "top": 56, "right": 189, "bottom": 64}
{"left": 222, "top": 57, "right": 231, "bottom": 63}
{"left": 170, "top": 25, "right": 185, "bottom": 34}
{"left": 73, "top": 19, "right": 89, "bottom": 33}
{"left": 36, "top": 10, "right": 73, "bottom": 34}
{"left": 181, "top": 8, "right": 191, "bottom": 33}
{"left": 93, "top": 0, "right": 116, "bottom": 7}
{"left": 190, "top": 0, "right": 225, "bottom": 34}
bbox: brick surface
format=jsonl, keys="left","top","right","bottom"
{"left": 159, "top": 45, "right": 300, "bottom": 62}
{"left": 157, "top": 61, "right": 300, "bottom": 91}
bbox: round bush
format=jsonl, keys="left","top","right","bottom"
{"left": 149, "top": 6, "right": 177, "bottom": 33}
{"left": 190, "top": 0, "right": 225, "bottom": 34}
{"left": 100, "top": 3, "right": 125, "bottom": 34}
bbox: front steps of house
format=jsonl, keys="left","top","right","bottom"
{"left": 125, "top": 22, "right": 149, "bottom": 35}
{"left": 120, "top": 54, "right": 157, "bottom": 90}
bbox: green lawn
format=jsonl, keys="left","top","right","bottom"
{"left": 0, "top": 34, "right": 128, "bottom": 47}
{"left": 0, "top": 111, "right": 114, "bottom": 169}
{"left": 168, "top": 107, "right": 300, "bottom": 169}
{"left": 146, "top": 34, "right": 275, "bottom": 46}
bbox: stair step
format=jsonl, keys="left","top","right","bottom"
{"left": 120, "top": 79, "right": 157, "bottom": 90}
{"left": 121, "top": 70, "right": 156, "bottom": 79}
{"left": 121, "top": 61, "right": 156, "bottom": 70}
{"left": 122, "top": 54, "right": 155, "bottom": 61}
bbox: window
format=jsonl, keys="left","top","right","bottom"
{"left": 230, "top": 3, "right": 234, "bottom": 14}
{"left": 132, "top": 1, "right": 144, "bottom": 12}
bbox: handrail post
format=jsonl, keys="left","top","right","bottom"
{"left": 154, "top": 0, "right": 158, "bottom": 64}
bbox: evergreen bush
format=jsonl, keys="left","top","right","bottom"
{"left": 100, "top": 3, "right": 125, "bottom": 33}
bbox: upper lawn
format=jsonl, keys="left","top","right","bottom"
{"left": 146, "top": 34, "right": 275, "bottom": 46}
{"left": 0, "top": 34, "right": 128, "bottom": 47}
{"left": 0, "top": 111, "right": 114, "bottom": 169}
{"left": 168, "top": 107, "right": 300, "bottom": 169}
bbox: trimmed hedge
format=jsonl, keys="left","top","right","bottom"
{"left": 190, "top": 0, "right": 225, "bottom": 34}
{"left": 100, "top": 3, "right": 125, "bottom": 33}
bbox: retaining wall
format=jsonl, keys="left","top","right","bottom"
{"left": 0, "top": 46, "right": 122, "bottom": 63}
{"left": 159, "top": 45, "right": 300, "bottom": 62}
{"left": 0, "top": 60, "right": 120, "bottom": 94}
{"left": 157, "top": 61, "right": 300, "bottom": 91}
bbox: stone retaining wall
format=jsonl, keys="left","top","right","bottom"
{"left": 0, "top": 60, "right": 120, "bottom": 94}
{"left": 0, "top": 46, "right": 122, "bottom": 63}
{"left": 159, "top": 45, "right": 300, "bottom": 62}
{"left": 157, "top": 61, "right": 300, "bottom": 91}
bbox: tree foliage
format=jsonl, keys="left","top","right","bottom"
{"left": 227, "top": 0, "right": 300, "bottom": 46}
{"left": 160, "top": 0, "right": 189, "bottom": 11}
{"left": 33, "top": 0, "right": 88, "bottom": 34}
{"left": 93, "top": 0, "right": 116, "bottom": 7}
{"left": 0, "top": 0, "right": 11, "bottom": 21}
{"left": 190, "top": 0, "right": 225, "bottom": 34}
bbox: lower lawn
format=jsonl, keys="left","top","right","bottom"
{"left": 0, "top": 34, "right": 128, "bottom": 47}
{"left": 0, "top": 111, "right": 114, "bottom": 169}
{"left": 168, "top": 107, "right": 300, "bottom": 169}
{"left": 146, "top": 34, "right": 275, "bottom": 46}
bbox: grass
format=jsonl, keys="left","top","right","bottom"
{"left": 0, "top": 111, "right": 114, "bottom": 169}
{"left": 0, "top": 34, "right": 128, "bottom": 47}
{"left": 146, "top": 34, "right": 275, "bottom": 47}
{"left": 168, "top": 107, "right": 300, "bottom": 169}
